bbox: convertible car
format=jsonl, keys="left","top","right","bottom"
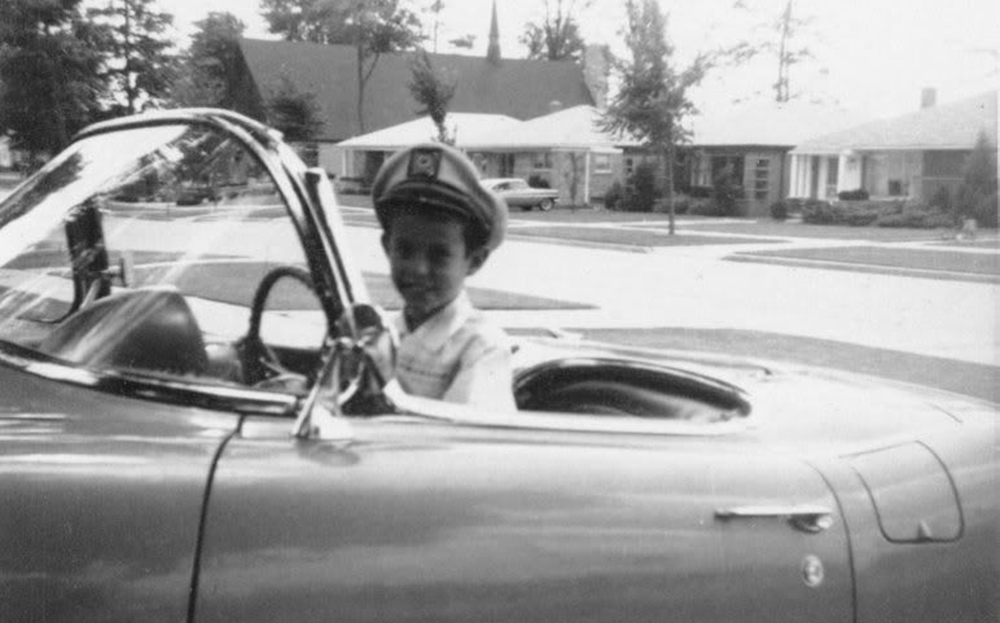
{"left": 481, "top": 177, "right": 560, "bottom": 211}
{"left": 0, "top": 110, "right": 995, "bottom": 623}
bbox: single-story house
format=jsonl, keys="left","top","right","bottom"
{"left": 337, "top": 105, "right": 639, "bottom": 206}
{"left": 679, "top": 101, "right": 871, "bottom": 215}
{"left": 232, "top": 37, "right": 608, "bottom": 175}
{"left": 788, "top": 90, "right": 997, "bottom": 202}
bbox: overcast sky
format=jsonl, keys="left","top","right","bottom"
{"left": 162, "top": 0, "right": 998, "bottom": 120}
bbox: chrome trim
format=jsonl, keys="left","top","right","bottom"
{"left": 382, "top": 382, "right": 749, "bottom": 436}
{"left": 0, "top": 343, "right": 298, "bottom": 416}
{"left": 714, "top": 505, "right": 835, "bottom": 533}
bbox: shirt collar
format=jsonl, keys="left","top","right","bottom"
{"left": 394, "top": 291, "right": 474, "bottom": 350}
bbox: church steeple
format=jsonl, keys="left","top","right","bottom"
{"left": 486, "top": 0, "right": 501, "bottom": 64}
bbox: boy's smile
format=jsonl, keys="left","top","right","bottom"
{"left": 382, "top": 211, "right": 487, "bottom": 330}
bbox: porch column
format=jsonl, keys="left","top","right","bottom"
{"left": 584, "top": 151, "right": 591, "bottom": 205}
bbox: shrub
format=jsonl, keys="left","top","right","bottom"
{"left": 801, "top": 199, "right": 889, "bottom": 226}
{"left": 688, "top": 185, "right": 713, "bottom": 199}
{"left": 527, "top": 174, "right": 551, "bottom": 189}
{"left": 955, "top": 132, "right": 997, "bottom": 227}
{"left": 712, "top": 166, "right": 743, "bottom": 216}
{"left": 603, "top": 180, "right": 624, "bottom": 211}
{"left": 876, "top": 202, "right": 954, "bottom": 228}
{"left": 972, "top": 192, "right": 998, "bottom": 228}
{"left": 769, "top": 200, "right": 789, "bottom": 221}
{"left": 672, "top": 195, "right": 692, "bottom": 215}
{"left": 688, "top": 199, "right": 725, "bottom": 216}
{"left": 621, "top": 161, "right": 660, "bottom": 212}
{"left": 837, "top": 188, "right": 870, "bottom": 201}
{"left": 928, "top": 186, "right": 952, "bottom": 212}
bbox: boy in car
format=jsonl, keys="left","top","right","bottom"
{"left": 371, "top": 142, "right": 516, "bottom": 411}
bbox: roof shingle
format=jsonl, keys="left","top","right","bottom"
{"left": 238, "top": 38, "right": 595, "bottom": 142}
{"left": 792, "top": 91, "right": 997, "bottom": 154}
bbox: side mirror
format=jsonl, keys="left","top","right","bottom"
{"left": 292, "top": 303, "right": 397, "bottom": 440}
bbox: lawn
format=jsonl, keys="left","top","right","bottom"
{"left": 510, "top": 225, "right": 783, "bottom": 247}
{"left": 735, "top": 246, "right": 999, "bottom": 276}
{"left": 576, "top": 327, "right": 998, "bottom": 404}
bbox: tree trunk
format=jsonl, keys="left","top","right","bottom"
{"left": 664, "top": 143, "right": 676, "bottom": 235}
{"left": 355, "top": 46, "right": 366, "bottom": 134}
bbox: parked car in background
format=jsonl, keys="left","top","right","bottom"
{"left": 0, "top": 109, "right": 995, "bottom": 623}
{"left": 482, "top": 177, "right": 559, "bottom": 211}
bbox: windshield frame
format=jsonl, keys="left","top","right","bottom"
{"left": 0, "top": 109, "right": 348, "bottom": 416}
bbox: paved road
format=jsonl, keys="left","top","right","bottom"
{"left": 343, "top": 210, "right": 997, "bottom": 368}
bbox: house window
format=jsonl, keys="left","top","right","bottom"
{"left": 825, "top": 157, "right": 839, "bottom": 198}
{"left": 499, "top": 153, "right": 515, "bottom": 177}
{"left": 753, "top": 157, "right": 770, "bottom": 200}
{"left": 592, "top": 153, "right": 612, "bottom": 173}
{"left": 532, "top": 152, "right": 553, "bottom": 169}
{"left": 711, "top": 155, "right": 744, "bottom": 185}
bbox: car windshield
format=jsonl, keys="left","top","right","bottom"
{"left": 0, "top": 123, "right": 319, "bottom": 386}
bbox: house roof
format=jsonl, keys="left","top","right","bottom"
{"left": 792, "top": 91, "right": 998, "bottom": 154}
{"left": 471, "top": 105, "right": 641, "bottom": 152}
{"left": 337, "top": 105, "right": 639, "bottom": 154}
{"left": 336, "top": 113, "right": 522, "bottom": 149}
{"left": 238, "top": 38, "right": 595, "bottom": 142}
{"left": 687, "top": 101, "right": 871, "bottom": 148}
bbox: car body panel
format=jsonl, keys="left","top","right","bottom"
{"left": 195, "top": 416, "right": 852, "bottom": 623}
{"left": 481, "top": 178, "right": 559, "bottom": 210}
{"left": 0, "top": 362, "right": 238, "bottom": 622}
{"left": 0, "top": 109, "right": 996, "bottom": 622}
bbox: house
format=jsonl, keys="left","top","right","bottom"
{"left": 232, "top": 29, "right": 608, "bottom": 176}
{"left": 788, "top": 90, "right": 998, "bottom": 202}
{"left": 679, "top": 101, "right": 870, "bottom": 215}
{"left": 337, "top": 105, "right": 638, "bottom": 206}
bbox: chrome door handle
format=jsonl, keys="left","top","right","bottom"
{"left": 715, "top": 505, "right": 834, "bottom": 533}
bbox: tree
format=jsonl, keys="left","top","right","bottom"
{"left": 520, "top": 0, "right": 589, "bottom": 62}
{"left": 717, "top": 0, "right": 815, "bottom": 103}
{"left": 262, "top": 0, "right": 423, "bottom": 134}
{"left": 408, "top": 49, "right": 457, "bottom": 143}
{"left": 87, "top": 0, "right": 177, "bottom": 115}
{"left": 175, "top": 11, "right": 246, "bottom": 108}
{"left": 266, "top": 77, "right": 325, "bottom": 143}
{"left": 955, "top": 131, "right": 998, "bottom": 228}
{"left": 0, "top": 0, "right": 107, "bottom": 158}
{"left": 260, "top": 0, "right": 341, "bottom": 44}
{"left": 599, "top": 0, "right": 708, "bottom": 234}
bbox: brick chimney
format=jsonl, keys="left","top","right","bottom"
{"left": 583, "top": 44, "right": 610, "bottom": 109}
{"left": 920, "top": 87, "right": 937, "bottom": 109}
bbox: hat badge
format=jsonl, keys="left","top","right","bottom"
{"left": 407, "top": 148, "right": 441, "bottom": 179}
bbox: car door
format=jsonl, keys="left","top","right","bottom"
{"left": 0, "top": 110, "right": 347, "bottom": 622}
{"left": 0, "top": 363, "right": 239, "bottom": 623}
{"left": 193, "top": 417, "right": 852, "bottom": 623}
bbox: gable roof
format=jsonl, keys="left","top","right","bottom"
{"left": 472, "top": 105, "right": 640, "bottom": 151}
{"left": 238, "top": 38, "right": 595, "bottom": 142}
{"left": 688, "top": 101, "right": 871, "bottom": 148}
{"left": 336, "top": 113, "right": 522, "bottom": 149}
{"left": 337, "top": 105, "right": 640, "bottom": 154}
{"left": 792, "top": 91, "right": 997, "bottom": 154}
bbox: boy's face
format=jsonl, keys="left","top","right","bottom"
{"left": 382, "top": 211, "right": 488, "bottom": 328}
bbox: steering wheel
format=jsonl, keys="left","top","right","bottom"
{"left": 238, "top": 265, "right": 318, "bottom": 387}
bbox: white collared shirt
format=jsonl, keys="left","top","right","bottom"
{"left": 392, "top": 291, "right": 516, "bottom": 411}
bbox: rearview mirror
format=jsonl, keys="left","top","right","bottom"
{"left": 293, "top": 303, "right": 397, "bottom": 439}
